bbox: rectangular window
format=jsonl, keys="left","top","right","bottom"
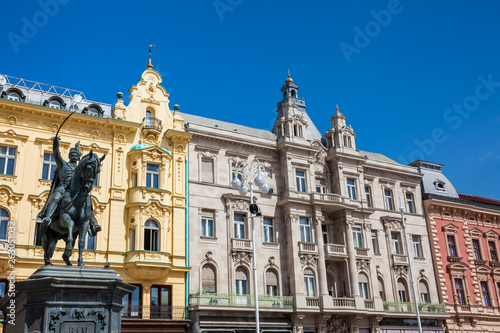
{"left": 353, "top": 227, "right": 363, "bottom": 248}
{"left": 372, "top": 234, "right": 379, "bottom": 254}
{"left": 234, "top": 213, "right": 245, "bottom": 239}
{"left": 304, "top": 275, "right": 316, "bottom": 297}
{"left": 296, "top": 170, "right": 306, "bottom": 192}
{"left": 406, "top": 193, "right": 415, "bottom": 214}
{"left": 130, "top": 229, "right": 136, "bottom": 251}
{"left": 0, "top": 146, "right": 16, "bottom": 176}
{"left": 84, "top": 232, "right": 96, "bottom": 250}
{"left": 42, "top": 153, "right": 56, "bottom": 180}
{"left": 266, "top": 285, "right": 278, "bottom": 296}
{"left": 365, "top": 186, "right": 372, "bottom": 207}
{"left": 322, "top": 225, "right": 329, "bottom": 244}
{"left": 455, "top": 278, "right": 465, "bottom": 304}
{"left": 131, "top": 172, "right": 137, "bottom": 187}
{"left": 412, "top": 235, "right": 423, "bottom": 258}
{"left": 231, "top": 165, "right": 242, "bottom": 185}
{"left": 34, "top": 220, "right": 43, "bottom": 246}
{"left": 384, "top": 189, "right": 394, "bottom": 211}
{"left": 300, "top": 217, "right": 311, "bottom": 243}
{"left": 201, "top": 158, "right": 214, "bottom": 183}
{"left": 150, "top": 286, "right": 171, "bottom": 318}
{"left": 201, "top": 211, "right": 215, "bottom": 238}
{"left": 488, "top": 241, "right": 498, "bottom": 261}
{"left": 347, "top": 178, "right": 357, "bottom": 200}
{"left": 481, "top": 281, "right": 491, "bottom": 306}
{"left": 472, "top": 239, "right": 482, "bottom": 260}
{"left": 392, "top": 233, "right": 401, "bottom": 254}
{"left": 420, "top": 292, "right": 430, "bottom": 303}
{"left": 122, "top": 285, "right": 142, "bottom": 318}
{"left": 448, "top": 235, "right": 458, "bottom": 257}
{"left": 315, "top": 178, "right": 326, "bottom": 193}
{"left": 359, "top": 282, "right": 370, "bottom": 300}
{"left": 236, "top": 279, "right": 247, "bottom": 295}
{"left": 146, "top": 163, "right": 160, "bottom": 188}
{"left": 263, "top": 217, "right": 274, "bottom": 243}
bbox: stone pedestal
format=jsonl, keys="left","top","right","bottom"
{"left": 0, "top": 266, "right": 135, "bottom": 333}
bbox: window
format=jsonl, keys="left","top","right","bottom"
{"left": 42, "top": 153, "right": 57, "bottom": 180}
{"left": 488, "top": 241, "right": 498, "bottom": 261}
{"left": 263, "top": 217, "right": 274, "bottom": 243}
{"left": 235, "top": 267, "right": 248, "bottom": 294}
{"left": 353, "top": 227, "right": 363, "bottom": 248}
{"left": 296, "top": 170, "right": 306, "bottom": 192}
{"left": 347, "top": 178, "right": 357, "bottom": 200}
{"left": 7, "top": 92, "right": 19, "bottom": 101}
{"left": 150, "top": 286, "right": 171, "bottom": 318}
{"left": 93, "top": 173, "right": 99, "bottom": 187}
{"left": 378, "top": 277, "right": 386, "bottom": 301}
{"left": 49, "top": 100, "right": 61, "bottom": 109}
{"left": 144, "top": 219, "right": 159, "bottom": 251}
{"left": 419, "top": 281, "right": 430, "bottom": 303}
{"left": 202, "top": 264, "right": 217, "bottom": 293}
{"left": 122, "top": 285, "right": 142, "bottom": 318}
{"left": 455, "top": 278, "right": 466, "bottom": 304}
{"left": 146, "top": 163, "right": 160, "bottom": 188}
{"left": 304, "top": 269, "right": 316, "bottom": 297}
{"left": 84, "top": 232, "right": 96, "bottom": 250}
{"left": 392, "top": 233, "right": 402, "bottom": 254}
{"left": 294, "top": 125, "right": 303, "bottom": 137}
{"left": 315, "top": 178, "right": 326, "bottom": 193}
{"left": 300, "top": 217, "right": 311, "bottom": 243}
{"left": 322, "top": 225, "right": 329, "bottom": 244}
{"left": 88, "top": 108, "right": 99, "bottom": 116}
{"left": 145, "top": 110, "right": 153, "bottom": 127}
{"left": 406, "top": 193, "right": 415, "bottom": 214}
{"left": 234, "top": 213, "right": 245, "bottom": 239}
{"left": 0, "top": 146, "right": 16, "bottom": 176}
{"left": 201, "top": 211, "right": 215, "bottom": 238}
{"left": 266, "top": 269, "right": 279, "bottom": 296}
{"left": 201, "top": 158, "right": 214, "bottom": 183}
{"left": 365, "top": 186, "right": 372, "bottom": 207}
{"left": 34, "top": 219, "right": 43, "bottom": 246}
{"left": 358, "top": 274, "right": 370, "bottom": 300}
{"left": 384, "top": 189, "right": 394, "bottom": 211}
{"left": 412, "top": 235, "right": 423, "bottom": 258}
{"left": 372, "top": 233, "right": 379, "bottom": 254}
{"left": 131, "top": 172, "right": 137, "bottom": 187}
{"left": 481, "top": 281, "right": 491, "bottom": 306}
{"left": 231, "top": 165, "right": 242, "bottom": 184}
{"left": 130, "top": 229, "right": 136, "bottom": 251}
{"left": 447, "top": 235, "right": 458, "bottom": 257}
{"left": 472, "top": 239, "right": 482, "bottom": 260}
{"left": 397, "top": 279, "right": 408, "bottom": 302}
{"left": 0, "top": 209, "right": 9, "bottom": 240}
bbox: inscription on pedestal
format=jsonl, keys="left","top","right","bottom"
{"left": 60, "top": 322, "right": 96, "bottom": 333}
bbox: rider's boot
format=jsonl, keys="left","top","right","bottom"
{"left": 41, "top": 217, "right": 51, "bottom": 235}
{"left": 89, "top": 217, "right": 102, "bottom": 237}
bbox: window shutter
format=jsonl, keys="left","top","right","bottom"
{"left": 235, "top": 267, "right": 247, "bottom": 280}
{"left": 266, "top": 270, "right": 278, "bottom": 286}
{"left": 202, "top": 265, "right": 216, "bottom": 293}
{"left": 201, "top": 158, "right": 214, "bottom": 183}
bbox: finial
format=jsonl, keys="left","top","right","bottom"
{"left": 173, "top": 104, "right": 180, "bottom": 111}
{"left": 117, "top": 92, "right": 124, "bottom": 99}
{"left": 286, "top": 69, "right": 293, "bottom": 84}
{"left": 335, "top": 104, "right": 340, "bottom": 113}
{"left": 147, "top": 43, "right": 156, "bottom": 69}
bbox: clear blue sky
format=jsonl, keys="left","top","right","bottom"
{"left": 1, "top": 0, "right": 499, "bottom": 199}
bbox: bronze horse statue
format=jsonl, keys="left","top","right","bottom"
{"left": 42, "top": 150, "right": 104, "bottom": 266}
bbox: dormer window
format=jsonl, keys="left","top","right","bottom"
{"left": 293, "top": 125, "right": 303, "bottom": 138}
{"left": 434, "top": 179, "right": 447, "bottom": 192}
{"left": 88, "top": 108, "right": 99, "bottom": 116}
{"left": 49, "top": 100, "right": 61, "bottom": 109}
{"left": 7, "top": 92, "right": 19, "bottom": 101}
{"left": 44, "top": 97, "right": 66, "bottom": 110}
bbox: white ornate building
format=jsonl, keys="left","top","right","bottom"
{"left": 186, "top": 75, "right": 448, "bottom": 333}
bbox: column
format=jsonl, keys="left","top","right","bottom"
{"left": 314, "top": 213, "right": 333, "bottom": 308}
{"left": 345, "top": 220, "right": 359, "bottom": 297}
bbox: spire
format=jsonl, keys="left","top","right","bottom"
{"left": 286, "top": 69, "right": 293, "bottom": 84}
{"left": 147, "top": 43, "right": 156, "bottom": 69}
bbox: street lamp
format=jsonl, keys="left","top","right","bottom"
{"left": 231, "top": 158, "right": 269, "bottom": 333}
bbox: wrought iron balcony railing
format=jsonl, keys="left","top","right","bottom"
{"left": 383, "top": 301, "right": 446, "bottom": 314}
{"left": 142, "top": 116, "right": 163, "bottom": 132}
{"left": 188, "top": 293, "right": 294, "bottom": 309}
{"left": 120, "top": 305, "right": 188, "bottom": 320}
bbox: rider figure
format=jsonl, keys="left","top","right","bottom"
{"left": 39, "top": 136, "right": 101, "bottom": 236}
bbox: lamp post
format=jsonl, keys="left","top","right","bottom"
{"left": 399, "top": 196, "right": 423, "bottom": 333}
{"left": 231, "top": 158, "right": 270, "bottom": 333}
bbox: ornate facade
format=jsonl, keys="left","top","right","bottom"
{"left": 0, "top": 62, "right": 191, "bottom": 330}
{"left": 187, "top": 76, "right": 447, "bottom": 332}
{"left": 413, "top": 160, "right": 500, "bottom": 333}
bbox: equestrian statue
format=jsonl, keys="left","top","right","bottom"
{"left": 38, "top": 135, "right": 104, "bottom": 266}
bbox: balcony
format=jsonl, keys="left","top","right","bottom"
{"left": 355, "top": 248, "right": 370, "bottom": 257}
{"left": 310, "top": 192, "right": 343, "bottom": 203}
{"left": 392, "top": 254, "right": 409, "bottom": 265}
{"left": 142, "top": 116, "right": 163, "bottom": 132}
{"left": 188, "top": 293, "right": 293, "bottom": 309}
{"left": 305, "top": 297, "right": 320, "bottom": 307}
{"left": 364, "top": 300, "right": 375, "bottom": 309}
{"left": 232, "top": 238, "right": 252, "bottom": 251}
{"left": 299, "top": 242, "right": 318, "bottom": 253}
{"left": 121, "top": 305, "right": 188, "bottom": 320}
{"left": 324, "top": 244, "right": 348, "bottom": 260}
{"left": 332, "top": 297, "right": 355, "bottom": 308}
{"left": 383, "top": 301, "right": 446, "bottom": 314}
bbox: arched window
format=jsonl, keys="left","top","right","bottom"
{"left": 235, "top": 267, "right": 248, "bottom": 295}
{"left": 202, "top": 264, "right": 217, "bottom": 293}
{"left": 291, "top": 90, "right": 296, "bottom": 98}
{"left": 378, "top": 277, "right": 386, "bottom": 301}
{"left": 265, "top": 269, "right": 279, "bottom": 296}
{"left": 144, "top": 219, "right": 159, "bottom": 251}
{"left": 49, "top": 100, "right": 61, "bottom": 109}
{"left": 304, "top": 268, "right": 316, "bottom": 297}
{"left": 398, "top": 278, "right": 409, "bottom": 302}
{"left": 7, "top": 92, "right": 19, "bottom": 101}
{"left": 0, "top": 209, "right": 9, "bottom": 240}
{"left": 145, "top": 109, "right": 153, "bottom": 127}
{"left": 419, "top": 280, "right": 430, "bottom": 303}
{"left": 358, "top": 273, "right": 370, "bottom": 299}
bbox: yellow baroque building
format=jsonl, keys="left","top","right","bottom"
{"left": 0, "top": 62, "right": 191, "bottom": 330}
